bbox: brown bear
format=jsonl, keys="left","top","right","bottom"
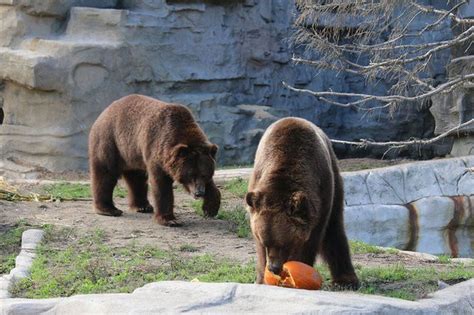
{"left": 246, "top": 117, "right": 359, "bottom": 289}
{"left": 88, "top": 94, "right": 221, "bottom": 226}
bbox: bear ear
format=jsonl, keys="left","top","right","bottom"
{"left": 245, "top": 191, "right": 261, "bottom": 211}
{"left": 209, "top": 144, "right": 218, "bottom": 159}
{"left": 173, "top": 144, "right": 189, "bottom": 158}
{"left": 288, "top": 191, "right": 309, "bottom": 220}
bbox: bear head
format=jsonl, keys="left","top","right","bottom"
{"left": 245, "top": 190, "right": 317, "bottom": 275}
{"left": 170, "top": 143, "right": 218, "bottom": 199}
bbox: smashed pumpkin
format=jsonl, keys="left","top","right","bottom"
{"left": 264, "top": 261, "right": 323, "bottom": 290}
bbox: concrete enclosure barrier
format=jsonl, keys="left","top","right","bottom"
{"left": 343, "top": 156, "right": 474, "bottom": 257}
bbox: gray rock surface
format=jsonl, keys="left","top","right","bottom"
{"left": 0, "top": 0, "right": 456, "bottom": 177}
{"left": 1, "top": 279, "right": 473, "bottom": 314}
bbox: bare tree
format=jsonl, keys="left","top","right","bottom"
{"left": 286, "top": 0, "right": 474, "bottom": 150}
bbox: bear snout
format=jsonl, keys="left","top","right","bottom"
{"left": 267, "top": 261, "right": 283, "bottom": 275}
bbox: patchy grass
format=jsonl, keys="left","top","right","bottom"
{"left": 349, "top": 240, "right": 398, "bottom": 255}
{"left": 10, "top": 226, "right": 254, "bottom": 298}
{"left": 9, "top": 225, "right": 473, "bottom": 301}
{"left": 314, "top": 262, "right": 474, "bottom": 301}
{"left": 0, "top": 220, "right": 32, "bottom": 274}
{"left": 223, "top": 178, "right": 248, "bottom": 198}
{"left": 191, "top": 200, "right": 251, "bottom": 238}
{"left": 42, "top": 183, "right": 127, "bottom": 200}
{"left": 179, "top": 244, "right": 199, "bottom": 253}
{"left": 190, "top": 199, "right": 204, "bottom": 217}
{"left": 216, "top": 205, "right": 251, "bottom": 238}
{"left": 356, "top": 263, "right": 474, "bottom": 301}
{"left": 437, "top": 255, "right": 451, "bottom": 264}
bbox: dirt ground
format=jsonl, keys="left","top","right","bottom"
{"left": 0, "top": 185, "right": 256, "bottom": 264}
{"left": 0, "top": 176, "right": 464, "bottom": 271}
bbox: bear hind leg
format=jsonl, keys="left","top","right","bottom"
{"left": 91, "top": 166, "right": 123, "bottom": 217}
{"left": 123, "top": 170, "right": 153, "bottom": 213}
{"left": 321, "top": 217, "right": 359, "bottom": 290}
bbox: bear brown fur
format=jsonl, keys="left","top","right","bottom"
{"left": 246, "top": 117, "right": 359, "bottom": 289}
{"left": 88, "top": 94, "right": 221, "bottom": 226}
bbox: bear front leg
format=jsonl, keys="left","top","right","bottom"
{"left": 202, "top": 180, "right": 221, "bottom": 217}
{"left": 91, "top": 164, "right": 123, "bottom": 217}
{"left": 322, "top": 176, "right": 359, "bottom": 290}
{"left": 149, "top": 168, "right": 181, "bottom": 227}
{"left": 255, "top": 241, "right": 266, "bottom": 284}
{"left": 123, "top": 170, "right": 153, "bottom": 213}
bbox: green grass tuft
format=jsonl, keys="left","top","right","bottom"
{"left": 216, "top": 205, "right": 251, "bottom": 238}
{"left": 191, "top": 199, "right": 251, "bottom": 238}
{"left": 437, "top": 255, "right": 451, "bottom": 264}
{"left": 42, "top": 183, "right": 127, "bottom": 200}
{"left": 223, "top": 178, "right": 248, "bottom": 198}
{"left": 190, "top": 200, "right": 204, "bottom": 217}
{"left": 349, "top": 240, "right": 398, "bottom": 255}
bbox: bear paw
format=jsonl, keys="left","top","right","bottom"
{"left": 95, "top": 207, "right": 123, "bottom": 217}
{"left": 154, "top": 214, "right": 182, "bottom": 227}
{"left": 331, "top": 274, "right": 360, "bottom": 290}
{"left": 202, "top": 183, "right": 221, "bottom": 217}
{"left": 202, "top": 197, "right": 220, "bottom": 218}
{"left": 130, "top": 204, "right": 154, "bottom": 213}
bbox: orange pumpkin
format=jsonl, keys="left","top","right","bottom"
{"left": 264, "top": 261, "right": 323, "bottom": 290}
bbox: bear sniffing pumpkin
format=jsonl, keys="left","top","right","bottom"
{"left": 246, "top": 117, "right": 359, "bottom": 289}
{"left": 88, "top": 94, "right": 221, "bottom": 226}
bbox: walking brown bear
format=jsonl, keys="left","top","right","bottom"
{"left": 246, "top": 117, "right": 359, "bottom": 289}
{"left": 88, "top": 94, "right": 221, "bottom": 226}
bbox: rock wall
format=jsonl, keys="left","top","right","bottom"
{"left": 343, "top": 156, "right": 474, "bottom": 257}
{"left": 0, "top": 0, "right": 455, "bottom": 177}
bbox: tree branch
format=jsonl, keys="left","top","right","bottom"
{"left": 282, "top": 73, "right": 474, "bottom": 107}
{"left": 330, "top": 119, "right": 474, "bottom": 148}
{"left": 412, "top": 1, "right": 474, "bottom": 25}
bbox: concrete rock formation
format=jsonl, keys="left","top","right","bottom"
{"left": 1, "top": 280, "right": 473, "bottom": 314}
{"left": 214, "top": 157, "right": 474, "bottom": 257}
{"left": 0, "top": 0, "right": 455, "bottom": 177}
{"left": 343, "top": 156, "right": 474, "bottom": 257}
